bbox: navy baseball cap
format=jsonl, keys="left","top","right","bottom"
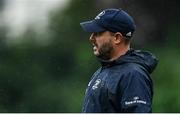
{"left": 80, "top": 8, "right": 136, "bottom": 38}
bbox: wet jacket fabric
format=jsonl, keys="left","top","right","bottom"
{"left": 82, "top": 49, "right": 158, "bottom": 113}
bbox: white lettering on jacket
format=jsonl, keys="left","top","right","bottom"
{"left": 125, "top": 96, "right": 147, "bottom": 105}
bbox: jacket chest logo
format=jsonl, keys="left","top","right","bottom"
{"left": 92, "top": 79, "right": 101, "bottom": 90}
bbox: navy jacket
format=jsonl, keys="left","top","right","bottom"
{"left": 82, "top": 49, "right": 158, "bottom": 113}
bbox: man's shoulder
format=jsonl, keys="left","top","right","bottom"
{"left": 106, "top": 63, "right": 152, "bottom": 94}
{"left": 109, "top": 62, "right": 151, "bottom": 83}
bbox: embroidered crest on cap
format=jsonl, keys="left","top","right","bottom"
{"left": 95, "top": 11, "right": 105, "bottom": 20}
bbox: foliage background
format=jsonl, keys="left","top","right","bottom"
{"left": 0, "top": 0, "right": 180, "bottom": 112}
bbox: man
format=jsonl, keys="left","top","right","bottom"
{"left": 80, "top": 8, "right": 158, "bottom": 113}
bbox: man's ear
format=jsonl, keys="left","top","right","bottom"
{"left": 113, "top": 32, "right": 123, "bottom": 44}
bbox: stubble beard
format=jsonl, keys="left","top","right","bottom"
{"left": 96, "top": 41, "right": 114, "bottom": 60}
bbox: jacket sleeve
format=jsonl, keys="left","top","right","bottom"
{"left": 117, "top": 70, "right": 153, "bottom": 113}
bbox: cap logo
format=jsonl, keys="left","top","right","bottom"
{"left": 95, "top": 11, "right": 105, "bottom": 20}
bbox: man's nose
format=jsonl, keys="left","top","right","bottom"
{"left": 89, "top": 33, "right": 95, "bottom": 42}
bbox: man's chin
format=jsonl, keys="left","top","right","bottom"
{"left": 95, "top": 53, "right": 110, "bottom": 60}
{"left": 94, "top": 53, "right": 102, "bottom": 59}
{"left": 93, "top": 51, "right": 100, "bottom": 56}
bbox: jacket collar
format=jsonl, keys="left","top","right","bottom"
{"left": 99, "top": 49, "right": 132, "bottom": 67}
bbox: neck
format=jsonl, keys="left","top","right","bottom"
{"left": 109, "top": 45, "right": 130, "bottom": 61}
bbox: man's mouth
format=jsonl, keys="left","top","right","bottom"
{"left": 92, "top": 44, "right": 98, "bottom": 51}
{"left": 93, "top": 46, "right": 97, "bottom": 51}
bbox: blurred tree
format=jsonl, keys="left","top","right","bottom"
{"left": 0, "top": 0, "right": 99, "bottom": 112}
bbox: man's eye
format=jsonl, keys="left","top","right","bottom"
{"left": 94, "top": 33, "right": 99, "bottom": 36}
{"left": 94, "top": 32, "right": 103, "bottom": 37}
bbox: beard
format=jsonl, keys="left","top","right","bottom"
{"left": 96, "top": 41, "right": 114, "bottom": 60}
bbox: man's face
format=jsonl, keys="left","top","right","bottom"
{"left": 89, "top": 31, "right": 114, "bottom": 60}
